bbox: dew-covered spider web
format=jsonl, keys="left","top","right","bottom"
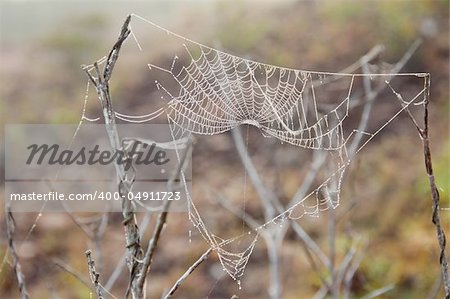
{"left": 80, "top": 14, "right": 430, "bottom": 285}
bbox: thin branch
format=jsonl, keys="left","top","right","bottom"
{"left": 282, "top": 152, "right": 331, "bottom": 281}
{"left": 348, "top": 38, "right": 423, "bottom": 111}
{"left": 105, "top": 212, "right": 152, "bottom": 291}
{"left": 233, "top": 125, "right": 332, "bottom": 295}
{"left": 232, "top": 127, "right": 277, "bottom": 219}
{"left": 104, "top": 15, "right": 131, "bottom": 81}
{"left": 343, "top": 242, "right": 367, "bottom": 298}
{"left": 136, "top": 141, "right": 192, "bottom": 292}
{"left": 312, "top": 44, "right": 385, "bottom": 87}
{"left": 289, "top": 150, "right": 327, "bottom": 208}
{"left": 83, "top": 14, "right": 144, "bottom": 299}
{"left": 85, "top": 250, "right": 104, "bottom": 299}
{"left": 347, "top": 57, "right": 375, "bottom": 157}
{"left": 420, "top": 75, "right": 450, "bottom": 297}
{"left": 296, "top": 234, "right": 331, "bottom": 292}
{"left": 349, "top": 38, "right": 422, "bottom": 156}
{"left": 233, "top": 127, "right": 290, "bottom": 299}
{"left": 382, "top": 41, "right": 449, "bottom": 297}
{"left": 266, "top": 238, "right": 282, "bottom": 299}
{"left": 392, "top": 71, "right": 449, "bottom": 296}
{"left": 53, "top": 259, "right": 93, "bottom": 290}
{"left": 163, "top": 248, "right": 213, "bottom": 299}
{"left": 290, "top": 222, "right": 330, "bottom": 268}
{"left": 5, "top": 206, "right": 29, "bottom": 299}
{"left": 66, "top": 212, "right": 108, "bottom": 273}
{"left": 361, "top": 284, "right": 395, "bottom": 299}
{"left": 396, "top": 73, "right": 450, "bottom": 297}
{"left": 335, "top": 236, "right": 364, "bottom": 293}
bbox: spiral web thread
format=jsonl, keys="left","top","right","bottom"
{"left": 78, "top": 14, "right": 429, "bottom": 284}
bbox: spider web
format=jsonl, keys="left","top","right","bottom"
{"left": 79, "top": 14, "right": 429, "bottom": 285}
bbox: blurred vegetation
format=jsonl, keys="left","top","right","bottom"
{"left": 0, "top": 1, "right": 449, "bottom": 298}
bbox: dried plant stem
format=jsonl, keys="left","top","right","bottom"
{"left": 84, "top": 15, "right": 196, "bottom": 299}
{"left": 163, "top": 248, "right": 212, "bottom": 299}
{"left": 5, "top": 206, "right": 29, "bottom": 299}
{"left": 137, "top": 141, "right": 192, "bottom": 291}
{"left": 83, "top": 15, "right": 145, "bottom": 299}
{"left": 85, "top": 250, "right": 104, "bottom": 299}
{"left": 420, "top": 75, "right": 450, "bottom": 298}
{"left": 400, "top": 73, "right": 450, "bottom": 297}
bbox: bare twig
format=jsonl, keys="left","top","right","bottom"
{"left": 105, "top": 212, "right": 152, "bottom": 291}
{"left": 83, "top": 15, "right": 146, "bottom": 299}
{"left": 54, "top": 259, "right": 93, "bottom": 290}
{"left": 5, "top": 206, "right": 29, "bottom": 299}
{"left": 395, "top": 72, "right": 449, "bottom": 297}
{"left": 266, "top": 238, "right": 282, "bottom": 299}
{"left": 361, "top": 284, "right": 395, "bottom": 299}
{"left": 233, "top": 126, "right": 334, "bottom": 298}
{"left": 334, "top": 236, "right": 363, "bottom": 293}
{"left": 85, "top": 250, "right": 104, "bottom": 299}
{"left": 66, "top": 212, "right": 108, "bottom": 273}
{"left": 163, "top": 248, "right": 213, "bottom": 298}
{"left": 348, "top": 38, "right": 423, "bottom": 111}
{"left": 312, "top": 44, "right": 385, "bottom": 87}
{"left": 232, "top": 126, "right": 277, "bottom": 219}
{"left": 343, "top": 242, "right": 367, "bottom": 298}
{"left": 289, "top": 150, "right": 327, "bottom": 208}
{"left": 84, "top": 14, "right": 196, "bottom": 298}
{"left": 232, "top": 127, "right": 285, "bottom": 299}
{"left": 137, "top": 141, "right": 192, "bottom": 292}
{"left": 419, "top": 75, "right": 450, "bottom": 297}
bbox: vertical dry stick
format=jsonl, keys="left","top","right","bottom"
{"left": 420, "top": 75, "right": 450, "bottom": 298}
{"left": 5, "top": 206, "right": 29, "bottom": 299}
{"left": 83, "top": 15, "right": 145, "bottom": 299}
{"left": 85, "top": 250, "right": 104, "bottom": 299}
{"left": 105, "top": 212, "right": 152, "bottom": 291}
{"left": 400, "top": 74, "right": 450, "bottom": 297}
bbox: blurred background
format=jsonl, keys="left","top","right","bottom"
{"left": 0, "top": 0, "right": 449, "bottom": 298}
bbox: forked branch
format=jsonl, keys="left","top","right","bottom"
{"left": 83, "top": 15, "right": 198, "bottom": 299}
{"left": 82, "top": 14, "right": 144, "bottom": 299}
